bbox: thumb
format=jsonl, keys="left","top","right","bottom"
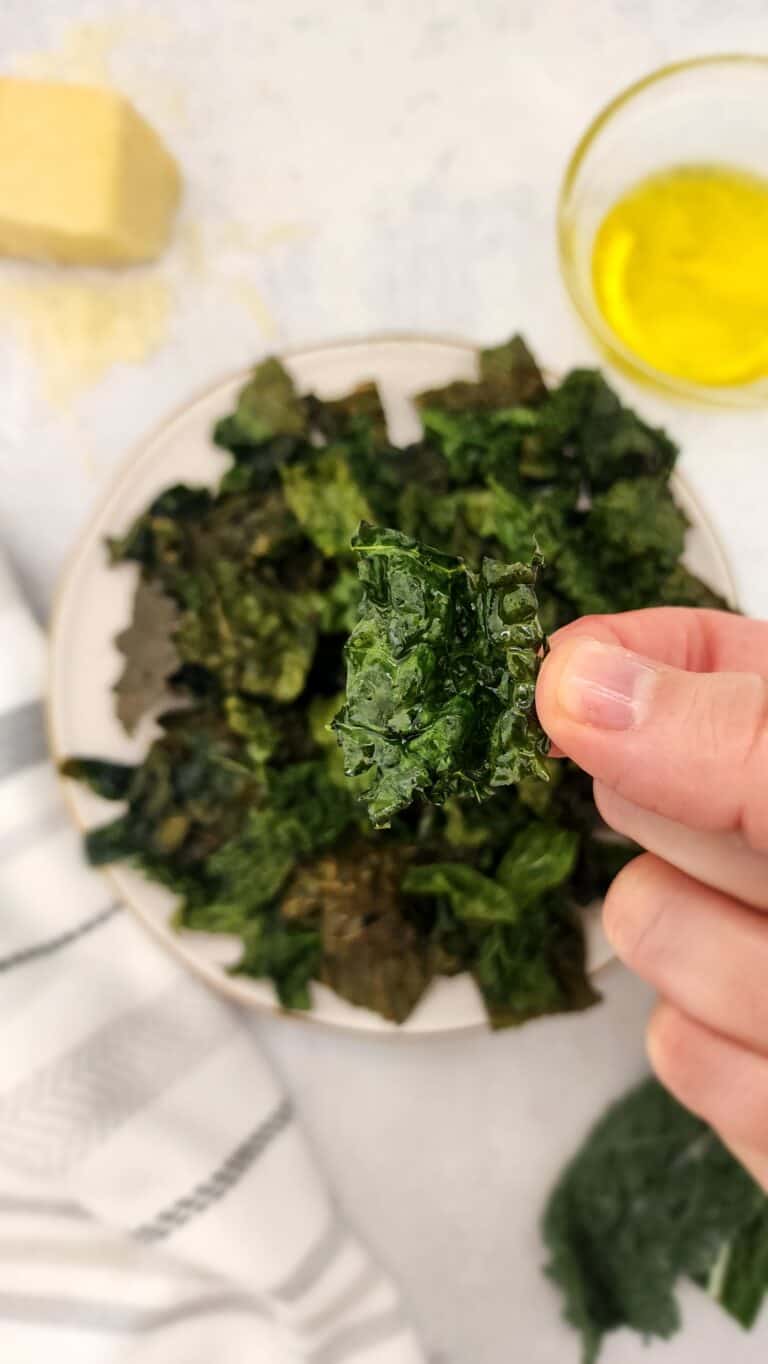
{"left": 536, "top": 635, "right": 768, "bottom": 851}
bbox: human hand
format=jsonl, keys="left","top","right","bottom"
{"left": 536, "top": 608, "right": 768, "bottom": 1191}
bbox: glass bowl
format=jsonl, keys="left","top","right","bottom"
{"left": 558, "top": 55, "right": 768, "bottom": 407}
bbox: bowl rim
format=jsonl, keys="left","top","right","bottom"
{"left": 557, "top": 53, "right": 768, "bottom": 407}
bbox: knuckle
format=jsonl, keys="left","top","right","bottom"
{"left": 602, "top": 853, "right": 666, "bottom": 967}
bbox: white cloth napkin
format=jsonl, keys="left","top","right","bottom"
{"left": 0, "top": 551, "right": 425, "bottom": 1364}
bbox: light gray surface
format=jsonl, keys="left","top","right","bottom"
{"left": 2, "top": 2, "right": 768, "bottom": 1360}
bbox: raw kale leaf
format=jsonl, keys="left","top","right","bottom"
{"left": 332, "top": 524, "right": 548, "bottom": 826}
{"left": 714, "top": 1203, "right": 768, "bottom": 1328}
{"left": 542, "top": 1076, "right": 768, "bottom": 1363}
{"left": 112, "top": 579, "right": 180, "bottom": 733}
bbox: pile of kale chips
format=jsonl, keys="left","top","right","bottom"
{"left": 64, "top": 336, "right": 725, "bottom": 1027}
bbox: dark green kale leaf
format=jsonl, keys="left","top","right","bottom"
{"left": 61, "top": 757, "right": 136, "bottom": 801}
{"left": 473, "top": 896, "right": 597, "bottom": 1028}
{"left": 112, "top": 579, "right": 180, "bottom": 733}
{"left": 532, "top": 369, "right": 678, "bottom": 494}
{"left": 213, "top": 357, "right": 308, "bottom": 451}
{"left": 542, "top": 1076, "right": 768, "bottom": 1364}
{"left": 404, "top": 862, "right": 518, "bottom": 926}
{"left": 306, "top": 380, "right": 388, "bottom": 447}
{"left": 417, "top": 406, "right": 537, "bottom": 486}
{"left": 236, "top": 912, "right": 323, "bottom": 1011}
{"left": 332, "top": 524, "right": 548, "bottom": 827}
{"left": 78, "top": 706, "right": 267, "bottom": 896}
{"left": 280, "top": 448, "right": 373, "bottom": 557}
{"left": 714, "top": 1204, "right": 768, "bottom": 1328}
{"left": 279, "top": 841, "right": 432, "bottom": 1023}
{"left": 404, "top": 828, "right": 597, "bottom": 1028}
{"left": 496, "top": 824, "right": 579, "bottom": 905}
{"left": 553, "top": 478, "right": 689, "bottom": 618}
{"left": 416, "top": 334, "right": 547, "bottom": 414}
{"left": 108, "top": 485, "right": 213, "bottom": 572}
{"left": 174, "top": 563, "right": 322, "bottom": 702}
{"left": 116, "top": 477, "right": 322, "bottom": 704}
{"left": 182, "top": 760, "right": 357, "bottom": 931}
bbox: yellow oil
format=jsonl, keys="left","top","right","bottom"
{"left": 592, "top": 164, "right": 768, "bottom": 387}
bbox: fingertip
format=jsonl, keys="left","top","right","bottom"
{"left": 535, "top": 638, "right": 571, "bottom": 744}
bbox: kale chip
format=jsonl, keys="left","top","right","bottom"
{"left": 332, "top": 524, "right": 548, "bottom": 826}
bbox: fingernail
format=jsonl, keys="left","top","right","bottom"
{"left": 557, "top": 641, "right": 658, "bottom": 730}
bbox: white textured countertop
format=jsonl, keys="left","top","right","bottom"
{"left": 2, "top": 2, "right": 768, "bottom": 1361}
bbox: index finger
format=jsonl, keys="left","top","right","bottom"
{"left": 549, "top": 607, "right": 768, "bottom": 676}
{"left": 536, "top": 609, "right": 768, "bottom": 848}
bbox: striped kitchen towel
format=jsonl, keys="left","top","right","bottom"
{"left": 0, "top": 549, "right": 424, "bottom": 1364}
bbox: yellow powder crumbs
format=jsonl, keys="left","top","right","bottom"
{"left": 0, "top": 273, "right": 173, "bottom": 406}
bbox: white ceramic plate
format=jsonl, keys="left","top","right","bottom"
{"left": 49, "top": 337, "right": 737, "bottom": 1035}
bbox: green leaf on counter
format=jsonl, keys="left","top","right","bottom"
{"left": 543, "top": 1076, "right": 768, "bottom": 1363}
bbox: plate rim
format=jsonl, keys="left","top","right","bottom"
{"left": 46, "top": 333, "right": 739, "bottom": 1039}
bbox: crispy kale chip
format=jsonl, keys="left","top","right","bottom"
{"left": 281, "top": 842, "right": 433, "bottom": 1023}
{"left": 417, "top": 334, "right": 548, "bottom": 415}
{"left": 404, "top": 822, "right": 597, "bottom": 1027}
{"left": 332, "top": 524, "right": 549, "bottom": 827}
{"left": 542, "top": 1076, "right": 768, "bottom": 1363}
{"left": 213, "top": 356, "right": 308, "bottom": 457}
{"left": 280, "top": 448, "right": 373, "bottom": 557}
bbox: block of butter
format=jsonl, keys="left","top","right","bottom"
{"left": 0, "top": 78, "right": 182, "bottom": 265}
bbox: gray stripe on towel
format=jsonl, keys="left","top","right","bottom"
{"left": 0, "top": 701, "right": 47, "bottom": 779}
{"left": 0, "top": 902, "right": 120, "bottom": 977}
{"left": 0, "top": 1194, "right": 88, "bottom": 1219}
{"left": 135, "top": 1098, "right": 293, "bottom": 1244}
{"left": 0, "top": 981, "right": 235, "bottom": 1177}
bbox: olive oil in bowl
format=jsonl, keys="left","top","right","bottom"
{"left": 592, "top": 164, "right": 768, "bottom": 388}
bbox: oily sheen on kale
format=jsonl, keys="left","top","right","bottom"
{"left": 332, "top": 524, "right": 548, "bottom": 827}
{"left": 63, "top": 335, "right": 726, "bottom": 1025}
{"left": 543, "top": 1076, "right": 768, "bottom": 1362}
